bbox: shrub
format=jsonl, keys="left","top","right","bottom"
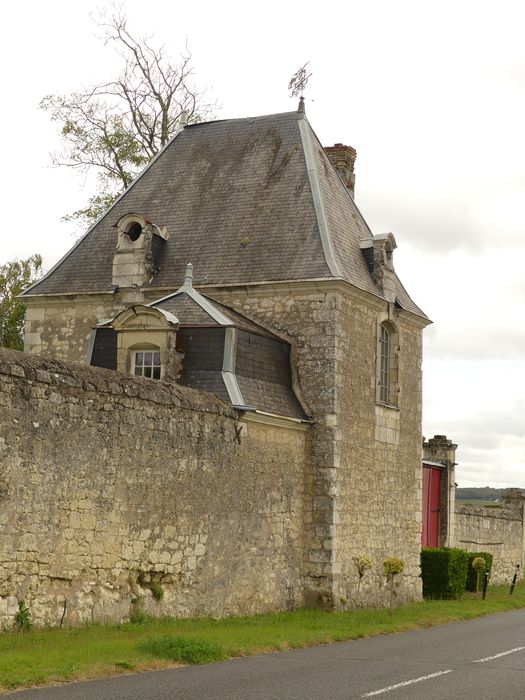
{"left": 465, "top": 552, "right": 493, "bottom": 592}
{"left": 383, "top": 558, "right": 404, "bottom": 580}
{"left": 352, "top": 554, "right": 373, "bottom": 606}
{"left": 383, "top": 557, "right": 405, "bottom": 610}
{"left": 421, "top": 547, "right": 468, "bottom": 599}
{"left": 139, "top": 636, "right": 225, "bottom": 664}
{"left": 14, "top": 600, "right": 32, "bottom": 632}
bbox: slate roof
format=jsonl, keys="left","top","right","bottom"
{"left": 148, "top": 283, "right": 306, "bottom": 420}
{"left": 153, "top": 292, "right": 278, "bottom": 336}
{"left": 25, "top": 108, "right": 426, "bottom": 319}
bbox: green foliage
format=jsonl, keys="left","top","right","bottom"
{"left": 14, "top": 601, "right": 32, "bottom": 632}
{"left": 129, "top": 599, "right": 150, "bottom": 625}
{"left": 139, "top": 636, "right": 225, "bottom": 664}
{"left": 383, "top": 557, "right": 405, "bottom": 581}
{"left": 0, "top": 255, "right": 42, "bottom": 350}
{"left": 466, "top": 552, "right": 493, "bottom": 592}
{"left": 1, "top": 585, "right": 525, "bottom": 691}
{"left": 421, "top": 547, "right": 469, "bottom": 599}
{"left": 472, "top": 557, "right": 486, "bottom": 572}
{"left": 150, "top": 584, "right": 164, "bottom": 602}
{"left": 352, "top": 554, "right": 373, "bottom": 579}
{"left": 40, "top": 10, "right": 216, "bottom": 228}
{"left": 115, "top": 660, "right": 134, "bottom": 670}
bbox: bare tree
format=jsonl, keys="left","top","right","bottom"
{"left": 41, "top": 10, "right": 216, "bottom": 226}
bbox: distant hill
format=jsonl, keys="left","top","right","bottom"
{"left": 456, "top": 487, "right": 504, "bottom": 502}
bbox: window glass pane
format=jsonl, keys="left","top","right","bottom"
{"left": 144, "top": 366, "right": 152, "bottom": 378}
{"left": 134, "top": 367, "right": 142, "bottom": 376}
{"left": 153, "top": 352, "right": 161, "bottom": 365}
{"left": 144, "top": 352, "right": 153, "bottom": 366}
{"left": 153, "top": 366, "right": 161, "bottom": 379}
{"left": 135, "top": 352, "right": 143, "bottom": 366}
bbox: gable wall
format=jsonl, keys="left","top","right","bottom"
{"left": 0, "top": 349, "right": 307, "bottom": 628}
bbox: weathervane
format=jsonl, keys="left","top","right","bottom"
{"left": 288, "top": 62, "right": 312, "bottom": 99}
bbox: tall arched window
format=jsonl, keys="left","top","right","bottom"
{"left": 378, "top": 321, "right": 399, "bottom": 406}
{"left": 379, "top": 325, "right": 390, "bottom": 404}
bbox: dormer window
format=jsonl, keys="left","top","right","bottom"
{"left": 112, "top": 213, "right": 169, "bottom": 290}
{"left": 126, "top": 221, "right": 143, "bottom": 242}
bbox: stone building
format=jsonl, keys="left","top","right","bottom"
{"left": 13, "top": 102, "right": 430, "bottom": 619}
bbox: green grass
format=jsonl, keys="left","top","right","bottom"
{"left": 1, "top": 583, "right": 524, "bottom": 693}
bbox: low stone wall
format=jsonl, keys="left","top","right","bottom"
{"left": 0, "top": 348, "right": 307, "bottom": 629}
{"left": 455, "top": 499, "right": 524, "bottom": 585}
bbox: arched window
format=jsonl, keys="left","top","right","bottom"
{"left": 379, "top": 325, "right": 390, "bottom": 404}
{"left": 378, "top": 321, "right": 399, "bottom": 406}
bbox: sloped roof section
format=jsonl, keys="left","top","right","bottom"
{"left": 25, "top": 108, "right": 426, "bottom": 319}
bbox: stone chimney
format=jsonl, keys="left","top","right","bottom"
{"left": 325, "top": 143, "right": 357, "bottom": 197}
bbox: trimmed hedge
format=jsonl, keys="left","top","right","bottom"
{"left": 465, "top": 551, "right": 493, "bottom": 592}
{"left": 421, "top": 547, "right": 469, "bottom": 599}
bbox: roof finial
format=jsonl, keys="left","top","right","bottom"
{"left": 183, "top": 262, "right": 193, "bottom": 290}
{"left": 179, "top": 110, "right": 189, "bottom": 128}
{"left": 288, "top": 62, "right": 312, "bottom": 111}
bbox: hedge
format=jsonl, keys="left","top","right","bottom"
{"left": 421, "top": 547, "right": 469, "bottom": 599}
{"left": 465, "top": 551, "right": 493, "bottom": 592}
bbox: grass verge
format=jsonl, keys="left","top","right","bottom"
{"left": 1, "top": 583, "right": 524, "bottom": 693}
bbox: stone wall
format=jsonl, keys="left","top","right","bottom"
{"left": 335, "top": 295, "right": 424, "bottom": 606}
{"left": 0, "top": 348, "right": 307, "bottom": 629}
{"left": 455, "top": 491, "right": 525, "bottom": 585}
{"left": 23, "top": 295, "right": 124, "bottom": 361}
{"left": 22, "top": 278, "right": 426, "bottom": 610}
{"left": 208, "top": 280, "right": 426, "bottom": 608}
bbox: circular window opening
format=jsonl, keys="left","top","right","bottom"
{"left": 126, "top": 222, "right": 143, "bottom": 241}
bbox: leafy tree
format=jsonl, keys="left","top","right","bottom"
{"left": 0, "top": 255, "right": 43, "bottom": 350}
{"left": 41, "top": 10, "right": 216, "bottom": 227}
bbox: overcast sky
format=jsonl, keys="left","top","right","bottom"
{"left": 2, "top": 0, "right": 524, "bottom": 487}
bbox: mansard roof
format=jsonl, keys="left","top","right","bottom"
{"left": 24, "top": 108, "right": 426, "bottom": 319}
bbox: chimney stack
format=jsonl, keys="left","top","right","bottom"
{"left": 325, "top": 143, "right": 357, "bottom": 198}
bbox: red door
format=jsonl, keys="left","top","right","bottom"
{"left": 422, "top": 466, "right": 441, "bottom": 547}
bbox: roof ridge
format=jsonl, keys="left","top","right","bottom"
{"left": 150, "top": 288, "right": 234, "bottom": 327}
{"left": 298, "top": 118, "right": 341, "bottom": 277}
{"left": 184, "top": 109, "right": 300, "bottom": 129}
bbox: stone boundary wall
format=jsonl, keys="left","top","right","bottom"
{"left": 455, "top": 503, "right": 524, "bottom": 585}
{"left": 0, "top": 348, "right": 307, "bottom": 629}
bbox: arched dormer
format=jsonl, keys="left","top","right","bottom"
{"left": 112, "top": 213, "right": 169, "bottom": 292}
{"left": 111, "top": 305, "right": 181, "bottom": 381}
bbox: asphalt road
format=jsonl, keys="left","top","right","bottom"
{"left": 9, "top": 609, "right": 525, "bottom": 699}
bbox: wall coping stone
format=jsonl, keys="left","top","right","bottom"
{"left": 0, "top": 348, "right": 235, "bottom": 417}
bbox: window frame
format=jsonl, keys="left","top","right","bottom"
{"left": 132, "top": 348, "right": 162, "bottom": 380}
{"left": 377, "top": 321, "right": 399, "bottom": 408}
